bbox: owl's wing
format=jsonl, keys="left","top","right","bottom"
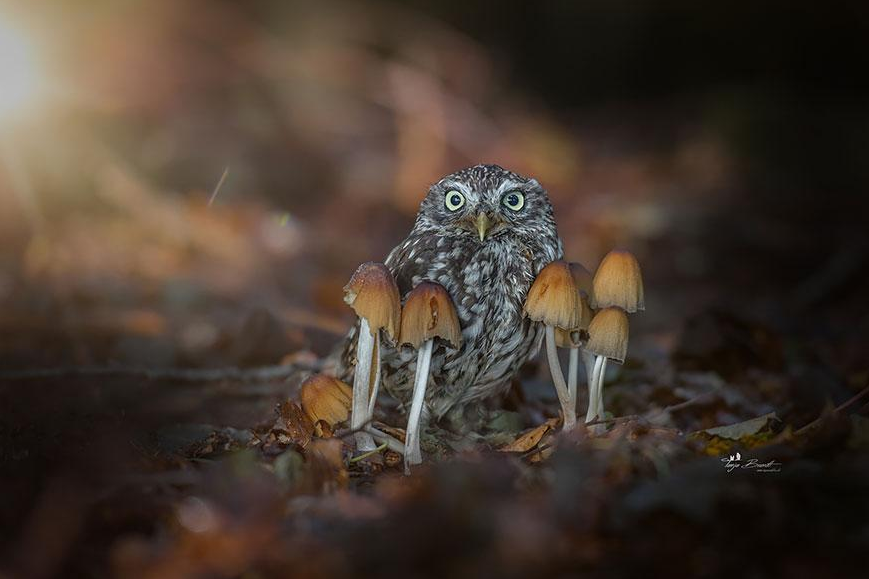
{"left": 384, "top": 234, "right": 436, "bottom": 297}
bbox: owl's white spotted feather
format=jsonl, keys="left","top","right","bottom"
{"left": 339, "top": 164, "right": 563, "bottom": 420}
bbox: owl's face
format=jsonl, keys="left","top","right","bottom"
{"left": 415, "top": 164, "right": 558, "bottom": 244}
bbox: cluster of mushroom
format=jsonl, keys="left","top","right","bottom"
{"left": 303, "top": 250, "right": 642, "bottom": 471}
{"left": 524, "top": 250, "right": 644, "bottom": 432}
{"left": 341, "top": 263, "right": 461, "bottom": 472}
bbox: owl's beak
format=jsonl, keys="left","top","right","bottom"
{"left": 475, "top": 212, "right": 491, "bottom": 241}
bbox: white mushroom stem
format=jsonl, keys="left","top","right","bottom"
{"left": 365, "top": 426, "right": 405, "bottom": 454}
{"left": 594, "top": 357, "right": 609, "bottom": 420}
{"left": 585, "top": 355, "right": 608, "bottom": 432}
{"left": 545, "top": 326, "right": 576, "bottom": 430}
{"left": 351, "top": 318, "right": 377, "bottom": 451}
{"left": 368, "top": 338, "right": 381, "bottom": 417}
{"left": 580, "top": 348, "right": 596, "bottom": 418}
{"left": 567, "top": 347, "right": 579, "bottom": 412}
{"left": 404, "top": 338, "right": 433, "bottom": 471}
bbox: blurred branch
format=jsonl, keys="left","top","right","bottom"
{"left": 0, "top": 364, "right": 316, "bottom": 382}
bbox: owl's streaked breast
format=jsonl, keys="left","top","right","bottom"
{"left": 380, "top": 231, "right": 561, "bottom": 418}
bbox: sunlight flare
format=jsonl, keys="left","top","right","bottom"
{"left": 0, "top": 18, "right": 43, "bottom": 119}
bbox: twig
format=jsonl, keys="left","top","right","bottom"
{"left": 0, "top": 364, "right": 313, "bottom": 382}
{"left": 208, "top": 167, "right": 230, "bottom": 206}
{"left": 520, "top": 441, "right": 553, "bottom": 461}
{"left": 585, "top": 414, "right": 641, "bottom": 426}
{"left": 794, "top": 383, "right": 869, "bottom": 436}
{"left": 649, "top": 392, "right": 717, "bottom": 417}
{"left": 349, "top": 441, "right": 388, "bottom": 463}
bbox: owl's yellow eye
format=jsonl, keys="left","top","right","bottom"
{"left": 501, "top": 191, "right": 525, "bottom": 211}
{"left": 445, "top": 190, "right": 465, "bottom": 211}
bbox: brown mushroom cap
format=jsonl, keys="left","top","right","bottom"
{"left": 399, "top": 282, "right": 462, "bottom": 349}
{"left": 577, "top": 293, "right": 594, "bottom": 331}
{"left": 591, "top": 250, "right": 644, "bottom": 313}
{"left": 524, "top": 260, "right": 580, "bottom": 329}
{"left": 569, "top": 262, "right": 595, "bottom": 302}
{"left": 344, "top": 262, "right": 401, "bottom": 340}
{"left": 300, "top": 374, "right": 352, "bottom": 426}
{"left": 555, "top": 327, "right": 582, "bottom": 348}
{"left": 585, "top": 307, "right": 629, "bottom": 363}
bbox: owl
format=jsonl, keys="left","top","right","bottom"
{"left": 338, "top": 164, "right": 563, "bottom": 422}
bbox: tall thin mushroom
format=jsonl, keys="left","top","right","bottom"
{"left": 584, "top": 249, "right": 643, "bottom": 431}
{"left": 399, "top": 282, "right": 461, "bottom": 471}
{"left": 566, "top": 262, "right": 595, "bottom": 412}
{"left": 584, "top": 307, "right": 629, "bottom": 426}
{"left": 343, "top": 262, "right": 401, "bottom": 452}
{"left": 524, "top": 261, "right": 580, "bottom": 430}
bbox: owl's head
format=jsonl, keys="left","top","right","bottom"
{"left": 415, "top": 164, "right": 559, "bottom": 244}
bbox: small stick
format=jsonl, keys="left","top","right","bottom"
{"left": 0, "top": 364, "right": 308, "bottom": 382}
{"left": 585, "top": 414, "right": 642, "bottom": 426}
{"left": 208, "top": 167, "right": 230, "bottom": 206}
{"left": 349, "top": 441, "right": 388, "bottom": 463}
{"left": 794, "top": 383, "right": 869, "bottom": 436}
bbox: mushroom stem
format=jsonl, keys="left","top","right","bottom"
{"left": 368, "top": 337, "right": 381, "bottom": 418}
{"left": 567, "top": 346, "right": 579, "bottom": 412}
{"left": 595, "top": 358, "right": 608, "bottom": 422}
{"left": 365, "top": 426, "right": 405, "bottom": 454}
{"left": 545, "top": 325, "right": 576, "bottom": 430}
{"left": 404, "top": 338, "right": 433, "bottom": 471}
{"left": 585, "top": 355, "right": 607, "bottom": 433}
{"left": 581, "top": 347, "right": 596, "bottom": 418}
{"left": 351, "top": 318, "right": 376, "bottom": 451}
{"left": 585, "top": 355, "right": 603, "bottom": 423}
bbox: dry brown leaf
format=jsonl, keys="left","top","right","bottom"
{"left": 499, "top": 418, "right": 559, "bottom": 453}
{"left": 272, "top": 400, "right": 315, "bottom": 449}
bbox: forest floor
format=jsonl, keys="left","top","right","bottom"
{"left": 1, "top": 177, "right": 868, "bottom": 579}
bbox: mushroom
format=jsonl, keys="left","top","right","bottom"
{"left": 584, "top": 307, "right": 629, "bottom": 426}
{"left": 584, "top": 250, "right": 644, "bottom": 431}
{"left": 399, "top": 281, "right": 461, "bottom": 470}
{"left": 591, "top": 249, "right": 644, "bottom": 313}
{"left": 300, "top": 374, "right": 352, "bottom": 431}
{"left": 343, "top": 262, "right": 401, "bottom": 452}
{"left": 565, "top": 262, "right": 595, "bottom": 412}
{"left": 524, "top": 260, "right": 580, "bottom": 430}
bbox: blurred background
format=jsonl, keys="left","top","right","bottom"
{"left": 2, "top": 1, "right": 869, "bottom": 577}
{"left": 1, "top": 0, "right": 867, "bottom": 374}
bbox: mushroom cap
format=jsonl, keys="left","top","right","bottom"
{"left": 524, "top": 260, "right": 580, "bottom": 329}
{"left": 343, "top": 262, "right": 401, "bottom": 340}
{"left": 555, "top": 327, "right": 582, "bottom": 348}
{"left": 399, "top": 282, "right": 462, "bottom": 349}
{"left": 569, "top": 262, "right": 595, "bottom": 302}
{"left": 591, "top": 250, "right": 645, "bottom": 313}
{"left": 299, "top": 374, "right": 352, "bottom": 427}
{"left": 585, "top": 307, "right": 629, "bottom": 363}
{"left": 577, "top": 293, "right": 594, "bottom": 331}
{"left": 555, "top": 295, "right": 593, "bottom": 346}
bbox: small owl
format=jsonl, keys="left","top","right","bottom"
{"left": 339, "top": 164, "right": 563, "bottom": 421}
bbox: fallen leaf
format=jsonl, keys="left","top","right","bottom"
{"left": 499, "top": 418, "right": 559, "bottom": 453}
{"left": 272, "top": 400, "right": 315, "bottom": 449}
{"left": 689, "top": 412, "right": 781, "bottom": 455}
{"left": 694, "top": 412, "right": 779, "bottom": 440}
